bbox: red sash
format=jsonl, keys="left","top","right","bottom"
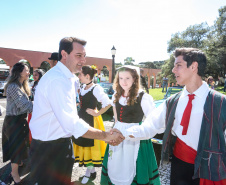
{"left": 173, "top": 138, "right": 196, "bottom": 164}
{"left": 200, "top": 179, "right": 226, "bottom": 185}
{"left": 173, "top": 138, "right": 226, "bottom": 184}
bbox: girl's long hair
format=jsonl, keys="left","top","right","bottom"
{"left": 113, "top": 67, "right": 140, "bottom": 106}
{"left": 4, "top": 62, "right": 31, "bottom": 96}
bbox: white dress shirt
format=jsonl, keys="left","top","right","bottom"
{"left": 74, "top": 76, "right": 80, "bottom": 93}
{"left": 124, "top": 82, "right": 222, "bottom": 151}
{"left": 30, "top": 62, "right": 90, "bottom": 141}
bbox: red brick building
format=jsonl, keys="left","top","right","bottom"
{"left": 0, "top": 47, "right": 161, "bottom": 86}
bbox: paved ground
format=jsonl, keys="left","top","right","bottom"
{"left": 0, "top": 97, "right": 170, "bottom": 185}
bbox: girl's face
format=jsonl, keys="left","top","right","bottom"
{"left": 119, "top": 71, "right": 134, "bottom": 92}
{"left": 33, "top": 71, "right": 40, "bottom": 82}
{"left": 78, "top": 72, "right": 89, "bottom": 84}
{"left": 20, "top": 65, "right": 30, "bottom": 82}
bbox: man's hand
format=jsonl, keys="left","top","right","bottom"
{"left": 109, "top": 128, "right": 121, "bottom": 135}
{"left": 105, "top": 130, "right": 125, "bottom": 146}
{"left": 110, "top": 128, "right": 134, "bottom": 138}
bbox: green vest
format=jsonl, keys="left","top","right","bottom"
{"left": 161, "top": 90, "right": 226, "bottom": 181}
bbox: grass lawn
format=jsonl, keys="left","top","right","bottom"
{"left": 149, "top": 88, "right": 165, "bottom": 101}
{"left": 149, "top": 86, "right": 226, "bottom": 101}
{"left": 215, "top": 86, "right": 226, "bottom": 95}
{"left": 103, "top": 86, "right": 226, "bottom": 121}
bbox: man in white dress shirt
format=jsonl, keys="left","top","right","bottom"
{"left": 29, "top": 37, "right": 124, "bottom": 185}
{"left": 116, "top": 48, "right": 226, "bottom": 185}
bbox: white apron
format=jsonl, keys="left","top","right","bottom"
{"left": 107, "top": 121, "right": 140, "bottom": 185}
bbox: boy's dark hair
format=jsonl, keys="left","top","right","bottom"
{"left": 58, "top": 37, "right": 87, "bottom": 61}
{"left": 174, "top": 48, "right": 207, "bottom": 76}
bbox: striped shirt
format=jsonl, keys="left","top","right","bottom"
{"left": 6, "top": 83, "right": 33, "bottom": 116}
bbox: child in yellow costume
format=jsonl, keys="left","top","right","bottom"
{"left": 73, "top": 65, "right": 111, "bottom": 184}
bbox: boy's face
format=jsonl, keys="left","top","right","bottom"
{"left": 172, "top": 55, "right": 193, "bottom": 86}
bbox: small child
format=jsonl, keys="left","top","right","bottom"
{"left": 72, "top": 65, "right": 111, "bottom": 184}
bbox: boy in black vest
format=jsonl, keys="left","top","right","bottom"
{"left": 114, "top": 48, "right": 226, "bottom": 185}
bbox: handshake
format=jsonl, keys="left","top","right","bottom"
{"left": 104, "top": 128, "right": 125, "bottom": 146}
{"left": 83, "top": 127, "right": 131, "bottom": 146}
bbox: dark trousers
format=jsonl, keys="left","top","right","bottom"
{"left": 30, "top": 138, "right": 74, "bottom": 185}
{"left": 162, "top": 83, "right": 167, "bottom": 92}
{"left": 170, "top": 155, "right": 200, "bottom": 185}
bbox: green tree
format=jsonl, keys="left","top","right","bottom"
{"left": 206, "top": 6, "right": 226, "bottom": 78}
{"left": 160, "top": 55, "right": 176, "bottom": 85}
{"left": 115, "top": 62, "right": 123, "bottom": 69}
{"left": 0, "top": 59, "right": 6, "bottom": 64}
{"left": 153, "top": 61, "right": 165, "bottom": 69}
{"left": 167, "top": 22, "right": 210, "bottom": 53}
{"left": 124, "top": 57, "right": 135, "bottom": 65}
{"left": 139, "top": 61, "right": 164, "bottom": 69}
{"left": 165, "top": 6, "right": 226, "bottom": 82}
{"left": 139, "top": 62, "right": 156, "bottom": 69}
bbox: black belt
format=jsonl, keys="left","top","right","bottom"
{"left": 32, "top": 137, "right": 71, "bottom": 144}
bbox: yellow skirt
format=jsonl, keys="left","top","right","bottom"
{"left": 73, "top": 115, "right": 107, "bottom": 167}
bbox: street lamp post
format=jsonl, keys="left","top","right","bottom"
{"left": 111, "top": 46, "right": 116, "bottom": 83}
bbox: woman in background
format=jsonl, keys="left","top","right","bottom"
{"left": 30, "top": 69, "right": 45, "bottom": 101}
{"left": 2, "top": 62, "right": 33, "bottom": 184}
{"left": 207, "top": 76, "right": 215, "bottom": 89}
{"left": 27, "top": 69, "right": 45, "bottom": 143}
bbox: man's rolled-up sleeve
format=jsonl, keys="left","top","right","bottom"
{"left": 122, "top": 101, "right": 167, "bottom": 140}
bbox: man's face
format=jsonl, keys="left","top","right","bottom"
{"left": 172, "top": 55, "right": 193, "bottom": 86}
{"left": 50, "top": 60, "right": 57, "bottom": 68}
{"left": 65, "top": 42, "right": 86, "bottom": 73}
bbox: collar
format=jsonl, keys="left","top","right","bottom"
{"left": 56, "top": 61, "right": 76, "bottom": 79}
{"left": 120, "top": 89, "right": 144, "bottom": 99}
{"left": 181, "top": 81, "right": 210, "bottom": 99}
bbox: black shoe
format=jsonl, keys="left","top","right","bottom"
{"left": 79, "top": 175, "right": 84, "bottom": 181}
{"left": 79, "top": 172, "right": 96, "bottom": 182}
{"left": 89, "top": 172, "right": 96, "bottom": 181}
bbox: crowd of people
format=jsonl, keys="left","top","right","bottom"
{"left": 1, "top": 37, "right": 226, "bottom": 185}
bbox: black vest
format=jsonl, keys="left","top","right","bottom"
{"left": 73, "top": 85, "right": 98, "bottom": 147}
{"left": 116, "top": 92, "right": 144, "bottom": 123}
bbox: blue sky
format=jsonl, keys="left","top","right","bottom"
{"left": 0, "top": 0, "right": 225, "bottom": 64}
